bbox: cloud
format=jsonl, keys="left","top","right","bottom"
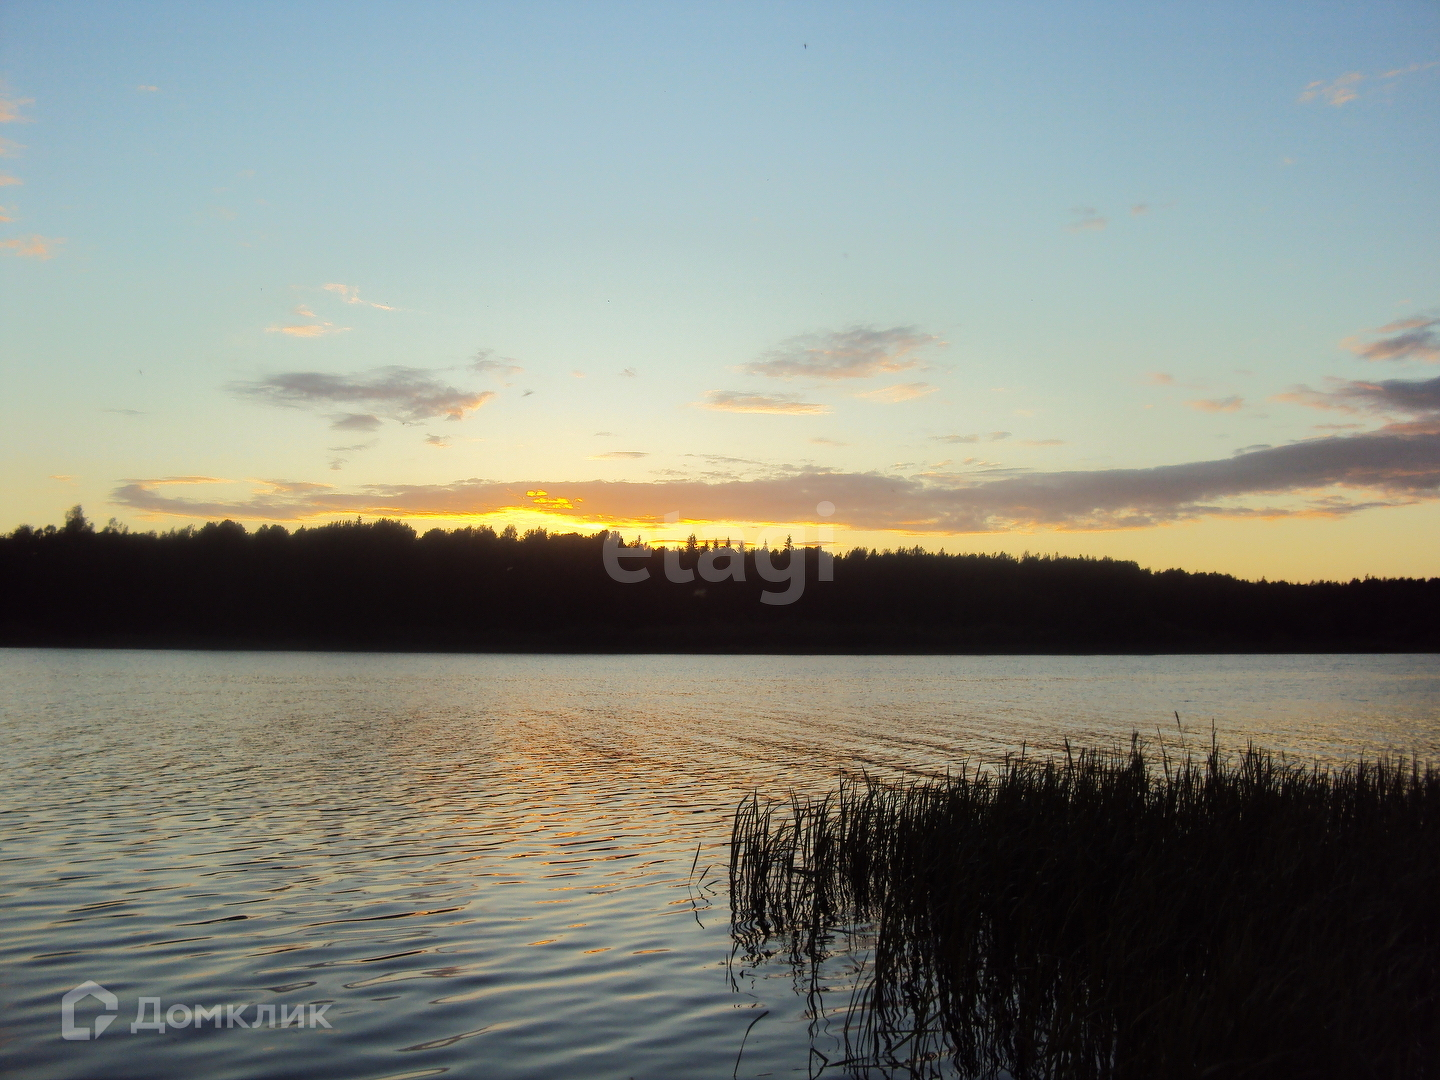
{"left": 741, "top": 326, "right": 942, "bottom": 380}
{"left": 322, "top": 283, "right": 396, "bottom": 310}
{"left": 1273, "top": 374, "right": 1440, "bottom": 418}
{"left": 136, "top": 85, "right": 159, "bottom": 92}
{"left": 1300, "top": 62, "right": 1439, "bottom": 107}
{"left": 266, "top": 322, "right": 350, "bottom": 338}
{"left": 328, "top": 441, "right": 376, "bottom": 452}
{"left": 0, "top": 206, "right": 13, "bottom": 222}
{"left": 1144, "top": 372, "right": 1175, "bottom": 386}
{"left": 233, "top": 366, "right": 495, "bottom": 423}
{"left": 472, "top": 351, "right": 524, "bottom": 384}
{"left": 1067, "top": 207, "right": 1107, "bottom": 232}
{"left": 1379, "top": 60, "right": 1440, "bottom": 79}
{"left": 1021, "top": 438, "right": 1065, "bottom": 446}
{"left": 1186, "top": 395, "right": 1244, "bottom": 412}
{"left": 111, "top": 427, "right": 1440, "bottom": 532}
{"left": 330, "top": 413, "right": 383, "bottom": 431}
{"left": 1299, "top": 72, "right": 1364, "bottom": 106}
{"left": 424, "top": 435, "right": 453, "bottom": 448}
{"left": 932, "top": 431, "right": 1010, "bottom": 444}
{"left": 810, "top": 437, "right": 848, "bottom": 446}
{"left": 855, "top": 381, "right": 938, "bottom": 404}
{"left": 0, "top": 174, "right": 21, "bottom": 186}
{"left": 619, "top": 367, "right": 638, "bottom": 377}
{"left": 1131, "top": 203, "right": 1149, "bottom": 216}
{"left": 696, "top": 390, "right": 830, "bottom": 415}
{"left": 590, "top": 451, "right": 649, "bottom": 460}
{"left": 594, "top": 431, "right": 615, "bottom": 437}
{"left": 1343, "top": 317, "right": 1440, "bottom": 363}
{"left": 0, "top": 93, "right": 34, "bottom": 124}
{"left": 0, "top": 137, "right": 22, "bottom": 156}
{"left": 0, "top": 234, "right": 62, "bottom": 259}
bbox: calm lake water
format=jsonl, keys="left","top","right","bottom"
{"left": 2, "top": 649, "right": 1437, "bottom": 1079}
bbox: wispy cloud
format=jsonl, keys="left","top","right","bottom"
{"left": 0, "top": 92, "right": 34, "bottom": 124}
{"left": 590, "top": 451, "right": 649, "bottom": 460}
{"left": 741, "top": 326, "right": 942, "bottom": 380}
{"left": 233, "top": 366, "right": 495, "bottom": 423}
{"left": 1067, "top": 207, "right": 1107, "bottom": 232}
{"left": 1273, "top": 374, "right": 1440, "bottom": 420}
{"left": 1144, "top": 372, "right": 1175, "bottom": 386}
{"left": 424, "top": 435, "right": 453, "bottom": 448}
{"left": 472, "top": 351, "right": 524, "bottom": 384}
{"left": 810, "top": 437, "right": 848, "bottom": 446}
{"left": 266, "top": 322, "right": 350, "bottom": 338}
{"left": 855, "top": 381, "right": 937, "bottom": 404}
{"left": 696, "top": 390, "right": 830, "bottom": 415}
{"left": 0, "top": 174, "right": 22, "bottom": 186}
{"left": 112, "top": 426, "right": 1440, "bottom": 532}
{"left": 136, "top": 84, "right": 159, "bottom": 93}
{"left": 0, "top": 206, "right": 14, "bottom": 223}
{"left": 1, "top": 234, "right": 62, "bottom": 259}
{"left": 1130, "top": 203, "right": 1149, "bottom": 216}
{"left": 1299, "top": 71, "right": 1364, "bottom": 106}
{"left": 1343, "top": 317, "right": 1440, "bottom": 363}
{"left": 330, "top": 413, "right": 383, "bottom": 432}
{"left": 1300, "top": 61, "right": 1439, "bottom": 106}
{"left": 1021, "top": 438, "right": 1065, "bottom": 446}
{"left": 1186, "top": 395, "right": 1244, "bottom": 413}
{"left": 932, "top": 431, "right": 1010, "bottom": 444}
{"left": 322, "top": 283, "right": 396, "bottom": 310}
{"left": 0, "top": 137, "right": 22, "bottom": 156}
{"left": 619, "top": 367, "right": 638, "bottom": 378}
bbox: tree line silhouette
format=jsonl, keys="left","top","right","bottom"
{"left": 1, "top": 507, "right": 1434, "bottom": 652}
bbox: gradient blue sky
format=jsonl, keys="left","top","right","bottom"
{"left": 3, "top": 1, "right": 1438, "bottom": 579}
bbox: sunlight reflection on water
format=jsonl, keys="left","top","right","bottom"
{"left": 1, "top": 650, "right": 1435, "bottom": 1078}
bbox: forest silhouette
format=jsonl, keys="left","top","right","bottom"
{"left": 1, "top": 507, "right": 1434, "bottom": 652}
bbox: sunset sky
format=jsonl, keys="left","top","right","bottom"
{"left": 2, "top": 2, "right": 1438, "bottom": 580}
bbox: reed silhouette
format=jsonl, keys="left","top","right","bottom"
{"left": 1, "top": 508, "right": 1436, "bottom": 652}
{"left": 729, "top": 739, "right": 1440, "bottom": 1078}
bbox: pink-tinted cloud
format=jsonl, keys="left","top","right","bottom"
{"left": 323, "top": 282, "right": 396, "bottom": 310}
{"left": 1299, "top": 72, "right": 1364, "bottom": 106}
{"left": 0, "top": 234, "right": 62, "bottom": 259}
{"left": 1273, "top": 374, "right": 1440, "bottom": 418}
{"left": 111, "top": 426, "right": 1440, "bottom": 532}
{"left": 696, "top": 390, "right": 830, "bottom": 415}
{"left": 266, "top": 321, "right": 350, "bottom": 337}
{"left": 1343, "top": 317, "right": 1440, "bottom": 363}
{"left": 0, "top": 93, "right": 33, "bottom": 124}
{"left": 1186, "top": 395, "right": 1243, "bottom": 413}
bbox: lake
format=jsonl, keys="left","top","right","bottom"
{"left": 2, "top": 649, "right": 1436, "bottom": 1079}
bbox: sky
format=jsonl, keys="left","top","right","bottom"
{"left": 2, "top": 1, "right": 1438, "bottom": 581}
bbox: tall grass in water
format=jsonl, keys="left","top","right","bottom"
{"left": 730, "top": 739, "right": 1439, "bottom": 1078}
